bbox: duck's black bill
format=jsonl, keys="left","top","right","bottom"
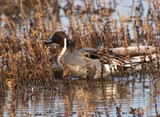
{"left": 44, "top": 36, "right": 55, "bottom": 44}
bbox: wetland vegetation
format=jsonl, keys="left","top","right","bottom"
{"left": 0, "top": 0, "right": 160, "bottom": 116}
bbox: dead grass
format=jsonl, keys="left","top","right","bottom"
{"left": 0, "top": 1, "right": 160, "bottom": 112}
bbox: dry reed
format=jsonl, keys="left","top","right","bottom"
{"left": 0, "top": 0, "right": 160, "bottom": 115}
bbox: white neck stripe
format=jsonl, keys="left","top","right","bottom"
{"left": 60, "top": 38, "right": 67, "bottom": 56}
{"left": 57, "top": 38, "right": 67, "bottom": 69}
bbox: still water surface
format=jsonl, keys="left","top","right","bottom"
{"left": 2, "top": 72, "right": 160, "bottom": 116}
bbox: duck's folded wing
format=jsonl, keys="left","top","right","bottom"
{"left": 80, "top": 47, "right": 102, "bottom": 59}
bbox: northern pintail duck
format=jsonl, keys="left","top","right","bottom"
{"left": 44, "top": 31, "right": 158, "bottom": 79}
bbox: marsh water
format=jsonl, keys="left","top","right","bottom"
{"left": 2, "top": 72, "right": 160, "bottom": 117}
{"left": 0, "top": 0, "right": 160, "bottom": 117}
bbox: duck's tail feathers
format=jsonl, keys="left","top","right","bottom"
{"left": 122, "top": 53, "right": 160, "bottom": 71}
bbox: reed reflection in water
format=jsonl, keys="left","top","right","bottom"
{"left": 2, "top": 72, "right": 160, "bottom": 117}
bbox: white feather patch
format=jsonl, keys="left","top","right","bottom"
{"left": 57, "top": 38, "right": 67, "bottom": 69}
